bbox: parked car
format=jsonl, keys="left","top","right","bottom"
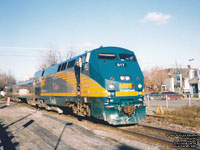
{"left": 161, "top": 92, "right": 183, "bottom": 100}
{"left": 146, "top": 92, "right": 161, "bottom": 100}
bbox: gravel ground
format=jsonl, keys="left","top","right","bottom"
{"left": 0, "top": 102, "right": 159, "bottom": 150}
{"left": 144, "top": 99, "right": 200, "bottom": 134}
{"left": 141, "top": 116, "right": 200, "bottom": 134}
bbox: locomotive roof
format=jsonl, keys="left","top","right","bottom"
{"left": 15, "top": 80, "right": 33, "bottom": 86}
{"left": 34, "top": 46, "right": 134, "bottom": 78}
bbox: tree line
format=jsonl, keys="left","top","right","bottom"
{"left": 0, "top": 71, "right": 16, "bottom": 90}
{"left": 0, "top": 48, "right": 76, "bottom": 90}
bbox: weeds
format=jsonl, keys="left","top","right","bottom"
{"left": 164, "top": 106, "right": 200, "bottom": 127}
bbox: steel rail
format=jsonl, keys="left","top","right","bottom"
{"left": 120, "top": 124, "right": 200, "bottom": 149}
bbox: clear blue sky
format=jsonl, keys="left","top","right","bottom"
{"left": 0, "top": 0, "right": 200, "bottom": 81}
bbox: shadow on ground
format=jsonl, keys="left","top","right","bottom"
{"left": 0, "top": 121, "right": 19, "bottom": 150}
{"left": 0, "top": 105, "right": 7, "bottom": 109}
{"left": 118, "top": 144, "right": 141, "bottom": 150}
{"left": 54, "top": 122, "right": 73, "bottom": 150}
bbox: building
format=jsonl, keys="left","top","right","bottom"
{"left": 164, "top": 66, "right": 200, "bottom": 98}
{"left": 188, "top": 66, "right": 200, "bottom": 98}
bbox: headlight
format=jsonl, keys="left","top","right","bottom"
{"left": 138, "top": 84, "right": 142, "bottom": 89}
{"left": 120, "top": 75, "right": 130, "bottom": 81}
{"left": 109, "top": 84, "right": 114, "bottom": 89}
{"left": 120, "top": 76, "right": 125, "bottom": 80}
{"left": 125, "top": 76, "right": 130, "bottom": 81}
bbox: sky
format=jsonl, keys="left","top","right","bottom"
{"left": 0, "top": 0, "right": 200, "bottom": 81}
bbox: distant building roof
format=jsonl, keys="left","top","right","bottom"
{"left": 165, "top": 68, "right": 190, "bottom": 79}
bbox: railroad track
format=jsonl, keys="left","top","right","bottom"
{"left": 147, "top": 114, "right": 200, "bottom": 124}
{"left": 119, "top": 124, "right": 200, "bottom": 149}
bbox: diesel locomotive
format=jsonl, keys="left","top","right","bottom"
{"left": 5, "top": 46, "right": 146, "bottom": 125}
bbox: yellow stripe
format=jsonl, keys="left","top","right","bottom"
{"left": 68, "top": 81, "right": 76, "bottom": 84}
{"left": 40, "top": 92, "right": 108, "bottom": 97}
{"left": 41, "top": 93, "right": 76, "bottom": 96}
{"left": 80, "top": 83, "right": 101, "bottom": 88}
{"left": 116, "top": 91, "right": 139, "bottom": 97}
{"left": 41, "top": 91, "right": 142, "bottom": 97}
{"left": 12, "top": 93, "right": 33, "bottom": 96}
{"left": 81, "top": 92, "right": 108, "bottom": 97}
{"left": 81, "top": 76, "right": 89, "bottom": 80}
{"left": 66, "top": 78, "right": 76, "bottom": 82}
{"left": 39, "top": 71, "right": 109, "bottom": 97}
{"left": 62, "top": 76, "right": 75, "bottom": 80}
{"left": 55, "top": 73, "right": 73, "bottom": 78}
{"left": 88, "top": 83, "right": 100, "bottom": 86}
{"left": 55, "top": 73, "right": 68, "bottom": 77}
{"left": 81, "top": 79, "right": 95, "bottom": 83}
{"left": 62, "top": 75, "right": 88, "bottom": 80}
{"left": 40, "top": 93, "right": 52, "bottom": 96}
{"left": 81, "top": 87, "right": 106, "bottom": 92}
{"left": 53, "top": 93, "right": 76, "bottom": 96}
{"left": 81, "top": 86, "right": 102, "bottom": 89}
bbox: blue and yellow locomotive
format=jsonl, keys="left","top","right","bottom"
{"left": 6, "top": 46, "right": 146, "bottom": 125}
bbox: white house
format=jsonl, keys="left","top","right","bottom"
{"left": 164, "top": 66, "right": 200, "bottom": 98}
{"left": 188, "top": 67, "right": 200, "bottom": 98}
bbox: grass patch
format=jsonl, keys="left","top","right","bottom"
{"left": 164, "top": 106, "right": 200, "bottom": 128}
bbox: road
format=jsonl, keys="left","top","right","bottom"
{"left": 0, "top": 101, "right": 159, "bottom": 150}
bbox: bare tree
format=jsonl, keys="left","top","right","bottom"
{"left": 143, "top": 69, "right": 153, "bottom": 92}
{"left": 38, "top": 47, "right": 62, "bottom": 70}
{"left": 0, "top": 71, "right": 16, "bottom": 89}
{"left": 37, "top": 45, "right": 77, "bottom": 71}
{"left": 143, "top": 66, "right": 169, "bottom": 92}
{"left": 65, "top": 49, "right": 76, "bottom": 60}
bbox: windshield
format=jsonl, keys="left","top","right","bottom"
{"left": 98, "top": 53, "right": 117, "bottom": 60}
{"left": 119, "top": 54, "right": 136, "bottom": 61}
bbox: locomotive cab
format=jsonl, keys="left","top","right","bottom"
{"left": 88, "top": 47, "right": 146, "bottom": 125}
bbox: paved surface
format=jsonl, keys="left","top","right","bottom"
{"left": 0, "top": 102, "right": 158, "bottom": 150}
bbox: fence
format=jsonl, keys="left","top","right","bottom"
{"left": 144, "top": 93, "right": 200, "bottom": 109}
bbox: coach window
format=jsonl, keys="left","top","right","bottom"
{"left": 98, "top": 53, "right": 117, "bottom": 60}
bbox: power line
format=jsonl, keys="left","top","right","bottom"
{"left": 0, "top": 46, "right": 68, "bottom": 52}
{"left": 0, "top": 55, "right": 37, "bottom": 57}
